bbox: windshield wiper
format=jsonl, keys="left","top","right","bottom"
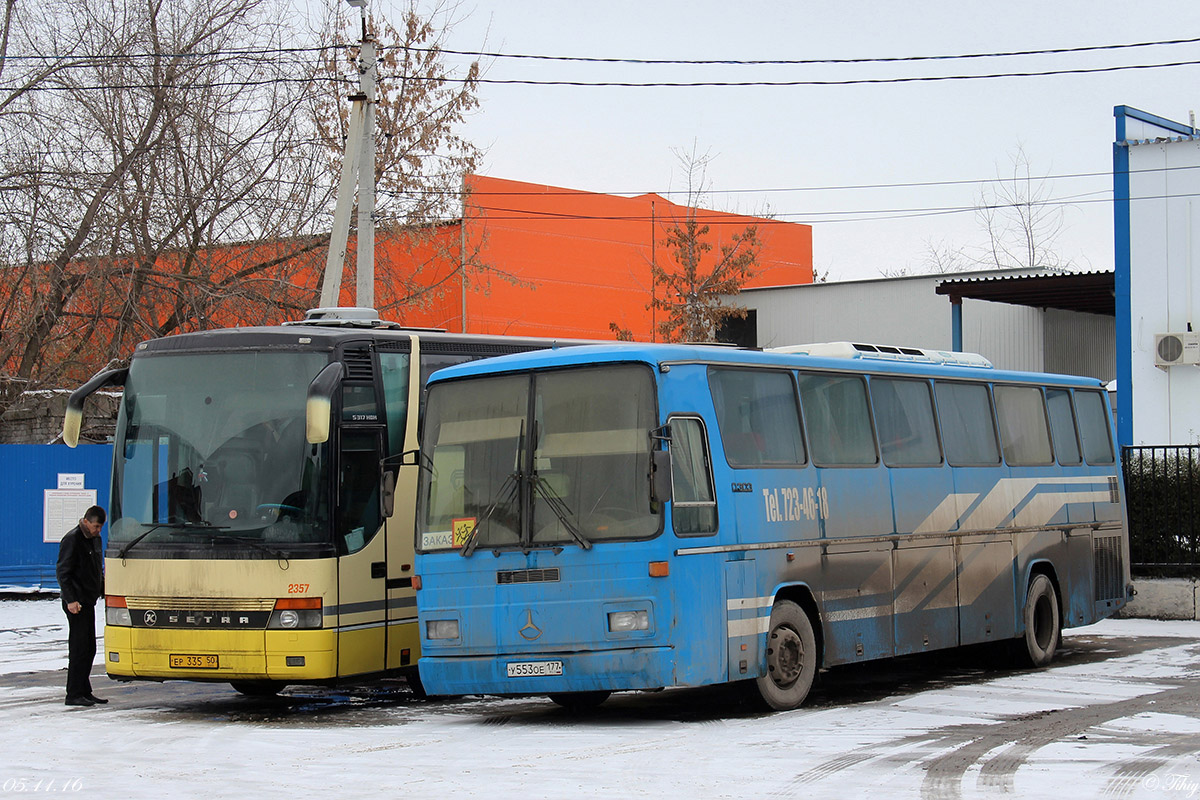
{"left": 460, "top": 471, "right": 520, "bottom": 558}
{"left": 197, "top": 531, "right": 286, "bottom": 560}
{"left": 117, "top": 520, "right": 230, "bottom": 558}
{"left": 117, "top": 523, "right": 169, "bottom": 559}
{"left": 461, "top": 421, "right": 526, "bottom": 558}
{"left": 531, "top": 475, "right": 592, "bottom": 550}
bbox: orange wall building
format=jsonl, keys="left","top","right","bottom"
{"left": 382, "top": 175, "right": 813, "bottom": 340}
{"left": 11, "top": 176, "right": 809, "bottom": 393}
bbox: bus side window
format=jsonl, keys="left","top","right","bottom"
{"left": 1046, "top": 389, "right": 1082, "bottom": 465}
{"left": 994, "top": 386, "right": 1054, "bottom": 466}
{"left": 1075, "top": 390, "right": 1116, "bottom": 465}
{"left": 379, "top": 352, "right": 410, "bottom": 460}
{"left": 670, "top": 417, "right": 718, "bottom": 536}
{"left": 338, "top": 429, "right": 384, "bottom": 554}
{"left": 934, "top": 381, "right": 1001, "bottom": 466}
{"left": 708, "top": 368, "right": 805, "bottom": 467}
{"left": 869, "top": 377, "right": 942, "bottom": 467}
{"left": 796, "top": 373, "right": 877, "bottom": 466}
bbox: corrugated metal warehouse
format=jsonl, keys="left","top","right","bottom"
{"left": 732, "top": 268, "right": 1115, "bottom": 381}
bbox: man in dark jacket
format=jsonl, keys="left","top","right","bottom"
{"left": 56, "top": 506, "right": 107, "bottom": 707}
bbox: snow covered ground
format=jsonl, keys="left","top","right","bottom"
{"left": 3, "top": 596, "right": 1200, "bottom": 799}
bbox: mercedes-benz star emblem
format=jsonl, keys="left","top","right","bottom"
{"left": 143, "top": 610, "right": 157, "bottom": 626}
{"left": 519, "top": 609, "right": 542, "bottom": 640}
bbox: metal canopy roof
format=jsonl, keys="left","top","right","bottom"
{"left": 934, "top": 271, "right": 1114, "bottom": 316}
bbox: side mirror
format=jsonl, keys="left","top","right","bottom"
{"left": 305, "top": 362, "right": 345, "bottom": 444}
{"left": 63, "top": 367, "right": 128, "bottom": 447}
{"left": 651, "top": 448, "right": 672, "bottom": 504}
{"left": 380, "top": 469, "right": 397, "bottom": 519}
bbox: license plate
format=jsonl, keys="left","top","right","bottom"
{"left": 169, "top": 654, "right": 219, "bottom": 669}
{"left": 507, "top": 660, "right": 563, "bottom": 678}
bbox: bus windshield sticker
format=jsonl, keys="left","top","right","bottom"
{"left": 422, "top": 530, "right": 454, "bottom": 550}
{"left": 452, "top": 518, "right": 477, "bottom": 548}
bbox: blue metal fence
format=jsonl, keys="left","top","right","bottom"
{"left": 0, "top": 444, "right": 113, "bottom": 591}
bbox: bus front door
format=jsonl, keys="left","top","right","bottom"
{"left": 335, "top": 428, "right": 388, "bottom": 678}
{"left": 385, "top": 459, "right": 421, "bottom": 672}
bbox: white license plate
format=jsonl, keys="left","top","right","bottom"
{"left": 506, "top": 660, "right": 564, "bottom": 678}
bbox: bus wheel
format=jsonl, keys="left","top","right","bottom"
{"left": 1016, "top": 574, "right": 1061, "bottom": 668}
{"left": 230, "top": 681, "right": 284, "bottom": 697}
{"left": 755, "top": 600, "right": 817, "bottom": 711}
{"left": 548, "top": 691, "right": 610, "bottom": 711}
{"left": 406, "top": 669, "right": 428, "bottom": 700}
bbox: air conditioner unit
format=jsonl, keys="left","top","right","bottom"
{"left": 1154, "top": 332, "right": 1200, "bottom": 367}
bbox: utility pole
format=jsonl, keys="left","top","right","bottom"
{"left": 650, "top": 200, "right": 656, "bottom": 342}
{"left": 319, "top": 0, "right": 377, "bottom": 310}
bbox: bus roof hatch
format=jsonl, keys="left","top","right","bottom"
{"left": 768, "top": 341, "right": 993, "bottom": 369}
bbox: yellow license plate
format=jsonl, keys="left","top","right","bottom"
{"left": 169, "top": 654, "right": 219, "bottom": 669}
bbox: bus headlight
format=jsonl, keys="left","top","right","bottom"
{"left": 105, "top": 596, "right": 131, "bottom": 627}
{"left": 607, "top": 610, "right": 649, "bottom": 632}
{"left": 426, "top": 619, "right": 460, "bottom": 640}
{"left": 268, "top": 598, "right": 322, "bottom": 629}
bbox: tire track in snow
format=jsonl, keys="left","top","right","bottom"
{"left": 919, "top": 684, "right": 1200, "bottom": 800}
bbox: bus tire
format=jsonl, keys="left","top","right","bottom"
{"left": 548, "top": 691, "right": 610, "bottom": 711}
{"left": 406, "top": 669, "right": 428, "bottom": 700}
{"left": 1016, "top": 573, "right": 1060, "bottom": 668}
{"left": 755, "top": 600, "right": 817, "bottom": 711}
{"left": 230, "top": 681, "right": 284, "bottom": 697}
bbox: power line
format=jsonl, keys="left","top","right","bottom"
{"left": 9, "top": 161, "right": 1199, "bottom": 225}
{"left": 383, "top": 189, "right": 1177, "bottom": 227}
{"left": 0, "top": 45, "right": 340, "bottom": 62}
{"left": 447, "top": 162, "right": 1200, "bottom": 198}
{"left": 11, "top": 185, "right": 1196, "bottom": 243}
{"left": 0, "top": 76, "right": 341, "bottom": 92}
{"left": 416, "top": 58, "right": 1200, "bottom": 87}
{"left": 412, "top": 189, "right": 1194, "bottom": 227}
{"left": 5, "top": 51, "right": 1200, "bottom": 94}
{"left": 5, "top": 33, "right": 1195, "bottom": 67}
{"left": 409, "top": 35, "right": 1200, "bottom": 67}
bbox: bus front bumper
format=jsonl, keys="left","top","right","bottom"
{"left": 419, "top": 645, "right": 675, "bottom": 696}
{"left": 104, "top": 626, "right": 336, "bottom": 682}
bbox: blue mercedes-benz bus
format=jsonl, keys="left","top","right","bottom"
{"left": 412, "top": 342, "right": 1130, "bottom": 710}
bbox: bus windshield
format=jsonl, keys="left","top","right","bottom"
{"left": 110, "top": 350, "right": 333, "bottom": 553}
{"left": 419, "top": 364, "right": 661, "bottom": 553}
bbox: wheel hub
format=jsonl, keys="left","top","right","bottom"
{"left": 768, "top": 626, "right": 804, "bottom": 687}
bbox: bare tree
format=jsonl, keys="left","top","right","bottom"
{"left": 976, "top": 146, "right": 1071, "bottom": 271}
{"left": 897, "top": 148, "right": 1072, "bottom": 279}
{"left": 0, "top": 0, "right": 333, "bottom": 408}
{"left": 647, "top": 146, "right": 762, "bottom": 343}
{"left": 0, "top": 0, "right": 487, "bottom": 422}
{"left": 882, "top": 238, "right": 971, "bottom": 278}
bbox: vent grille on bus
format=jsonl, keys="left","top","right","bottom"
{"left": 428, "top": 342, "right": 540, "bottom": 355}
{"left": 1094, "top": 534, "right": 1124, "bottom": 602}
{"left": 497, "top": 568, "right": 560, "bottom": 585}
{"left": 124, "top": 596, "right": 276, "bottom": 612}
{"left": 342, "top": 349, "right": 374, "bottom": 381}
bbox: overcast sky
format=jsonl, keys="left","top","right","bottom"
{"left": 366, "top": 1, "right": 1200, "bottom": 281}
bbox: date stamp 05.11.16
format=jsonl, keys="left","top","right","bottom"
{"left": 3, "top": 779, "right": 83, "bottom": 793}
